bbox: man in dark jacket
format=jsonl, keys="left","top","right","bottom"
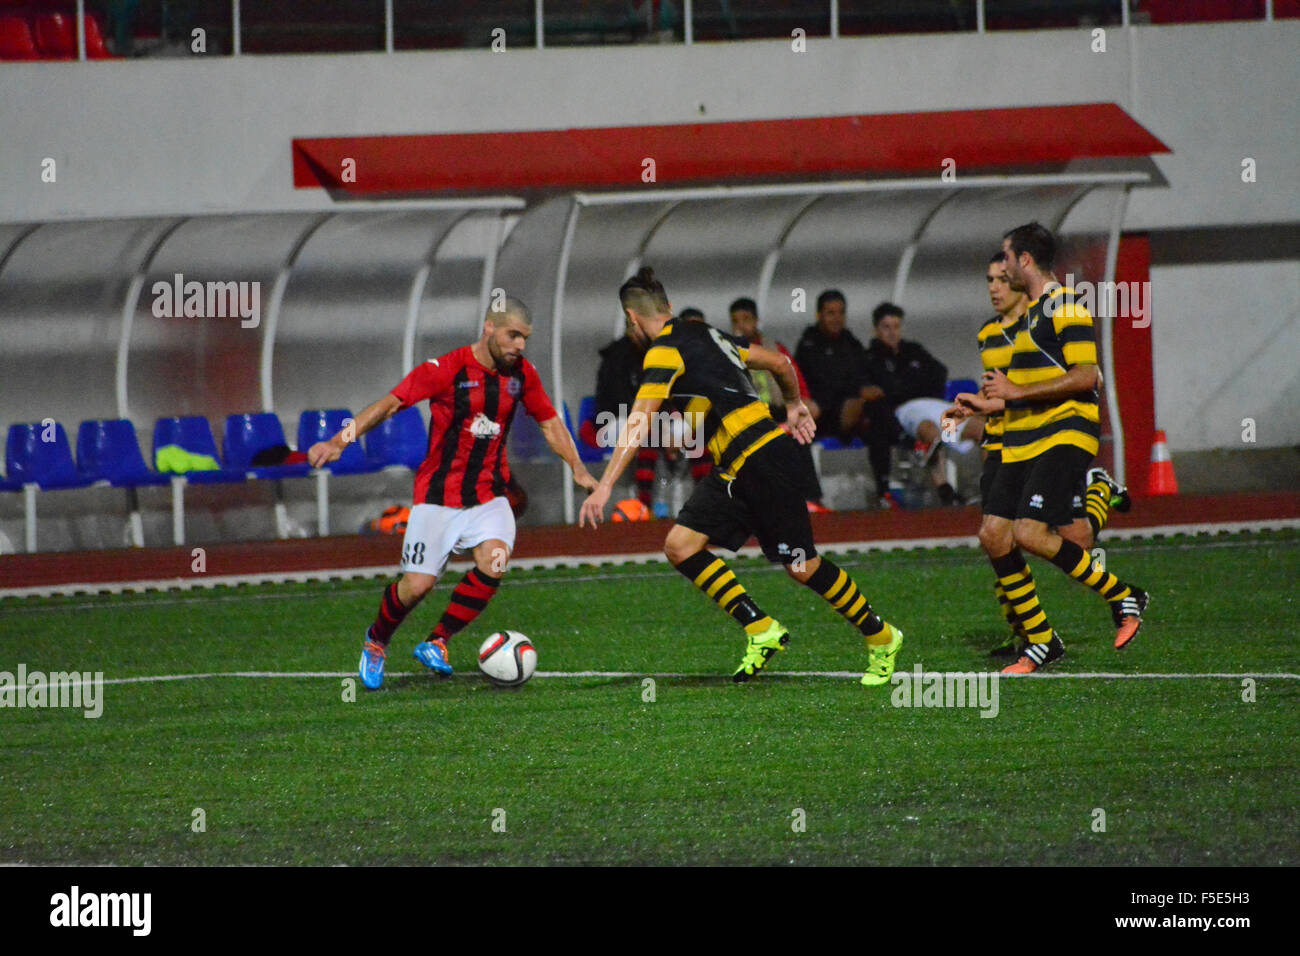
{"left": 795, "top": 290, "right": 898, "bottom": 505}
{"left": 863, "top": 302, "right": 948, "bottom": 406}
{"left": 595, "top": 332, "right": 643, "bottom": 428}
{"left": 731, "top": 297, "right": 827, "bottom": 511}
{"left": 595, "top": 330, "right": 655, "bottom": 507}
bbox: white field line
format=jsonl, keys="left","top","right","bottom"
{"left": 6, "top": 670, "right": 1299, "bottom": 691}
{"left": 2, "top": 516, "right": 1298, "bottom": 601}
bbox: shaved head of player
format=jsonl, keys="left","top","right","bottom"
{"left": 480, "top": 297, "right": 532, "bottom": 369}
{"left": 308, "top": 295, "right": 598, "bottom": 689}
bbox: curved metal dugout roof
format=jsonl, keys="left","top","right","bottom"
{"left": 486, "top": 170, "right": 1153, "bottom": 521}
{"left": 0, "top": 199, "right": 523, "bottom": 457}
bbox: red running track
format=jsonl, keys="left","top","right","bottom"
{"left": 1, "top": 491, "right": 1297, "bottom": 591}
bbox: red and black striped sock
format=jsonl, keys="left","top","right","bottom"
{"left": 369, "top": 581, "right": 412, "bottom": 647}
{"left": 430, "top": 567, "right": 501, "bottom": 643}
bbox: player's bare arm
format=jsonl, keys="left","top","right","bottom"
{"left": 307, "top": 393, "right": 402, "bottom": 468}
{"left": 746, "top": 343, "right": 816, "bottom": 445}
{"left": 537, "top": 414, "right": 599, "bottom": 493}
{"left": 943, "top": 401, "right": 971, "bottom": 424}
{"left": 951, "top": 391, "right": 1004, "bottom": 417}
{"left": 982, "top": 365, "right": 1099, "bottom": 403}
{"left": 578, "top": 394, "right": 664, "bottom": 527}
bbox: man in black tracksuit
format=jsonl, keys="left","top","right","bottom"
{"left": 794, "top": 290, "right": 898, "bottom": 503}
{"left": 863, "top": 301, "right": 948, "bottom": 408}
{"left": 862, "top": 301, "right": 947, "bottom": 502}
{"left": 595, "top": 331, "right": 655, "bottom": 506}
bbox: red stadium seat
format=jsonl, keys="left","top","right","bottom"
{"left": 1141, "top": 0, "right": 1265, "bottom": 22}
{"left": 34, "top": 13, "right": 76, "bottom": 59}
{"left": 84, "top": 13, "right": 115, "bottom": 58}
{"left": 0, "top": 16, "right": 41, "bottom": 60}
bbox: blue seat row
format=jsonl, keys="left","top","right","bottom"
{"left": 1, "top": 408, "right": 429, "bottom": 491}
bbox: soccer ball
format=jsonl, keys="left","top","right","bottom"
{"left": 477, "top": 630, "right": 537, "bottom": 687}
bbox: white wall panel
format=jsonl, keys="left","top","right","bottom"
{"left": 0, "top": 23, "right": 1296, "bottom": 228}
{"left": 1152, "top": 260, "right": 1300, "bottom": 452}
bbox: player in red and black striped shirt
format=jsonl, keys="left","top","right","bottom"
{"left": 309, "top": 297, "right": 597, "bottom": 689}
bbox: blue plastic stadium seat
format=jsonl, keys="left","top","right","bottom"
{"left": 223, "top": 413, "right": 312, "bottom": 479}
{"left": 76, "top": 419, "right": 170, "bottom": 487}
{"left": 815, "top": 436, "right": 864, "bottom": 452}
{"left": 297, "top": 409, "right": 379, "bottom": 475}
{"left": 365, "top": 406, "right": 427, "bottom": 470}
{"left": 945, "top": 379, "right": 979, "bottom": 402}
{"left": 578, "top": 395, "right": 598, "bottom": 433}
{"left": 577, "top": 394, "right": 610, "bottom": 460}
{"left": 5, "top": 422, "right": 95, "bottom": 490}
{"left": 152, "top": 416, "right": 246, "bottom": 484}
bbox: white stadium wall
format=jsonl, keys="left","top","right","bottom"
{"left": 1151, "top": 258, "right": 1300, "bottom": 453}
{"left": 1, "top": 23, "right": 1296, "bottom": 227}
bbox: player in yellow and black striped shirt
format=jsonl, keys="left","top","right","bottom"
{"left": 953, "top": 253, "right": 1031, "bottom": 650}
{"left": 951, "top": 253, "right": 1130, "bottom": 655}
{"left": 974, "top": 223, "right": 1149, "bottom": 673}
{"left": 973, "top": 252, "right": 1022, "bottom": 455}
{"left": 953, "top": 252, "right": 1134, "bottom": 656}
{"left": 579, "top": 267, "right": 904, "bottom": 686}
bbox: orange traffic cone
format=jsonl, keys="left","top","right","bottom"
{"left": 1148, "top": 429, "right": 1178, "bottom": 495}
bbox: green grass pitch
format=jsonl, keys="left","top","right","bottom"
{"left": 2, "top": 530, "right": 1297, "bottom": 865}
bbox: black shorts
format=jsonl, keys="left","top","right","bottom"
{"left": 979, "top": 448, "right": 1003, "bottom": 506}
{"left": 676, "top": 434, "right": 817, "bottom": 565}
{"left": 983, "top": 448, "right": 1091, "bottom": 523}
{"left": 983, "top": 445, "right": 1093, "bottom": 527}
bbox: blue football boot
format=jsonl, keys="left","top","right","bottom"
{"left": 359, "top": 633, "right": 387, "bottom": 690}
{"left": 413, "top": 637, "right": 454, "bottom": 676}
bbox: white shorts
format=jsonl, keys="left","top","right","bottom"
{"left": 398, "top": 497, "right": 516, "bottom": 578}
{"left": 896, "top": 398, "right": 978, "bottom": 455}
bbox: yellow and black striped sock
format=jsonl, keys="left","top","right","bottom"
{"left": 804, "top": 558, "right": 891, "bottom": 645}
{"left": 1084, "top": 479, "right": 1112, "bottom": 537}
{"left": 1050, "top": 539, "right": 1132, "bottom": 603}
{"left": 991, "top": 551, "right": 1053, "bottom": 644}
{"left": 673, "top": 551, "right": 773, "bottom": 635}
{"left": 993, "top": 579, "right": 1021, "bottom": 633}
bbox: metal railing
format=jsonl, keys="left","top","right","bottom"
{"left": 27, "top": 0, "right": 1288, "bottom": 62}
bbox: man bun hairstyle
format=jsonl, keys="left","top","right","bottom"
{"left": 1003, "top": 221, "right": 1057, "bottom": 272}
{"left": 619, "top": 266, "right": 670, "bottom": 318}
